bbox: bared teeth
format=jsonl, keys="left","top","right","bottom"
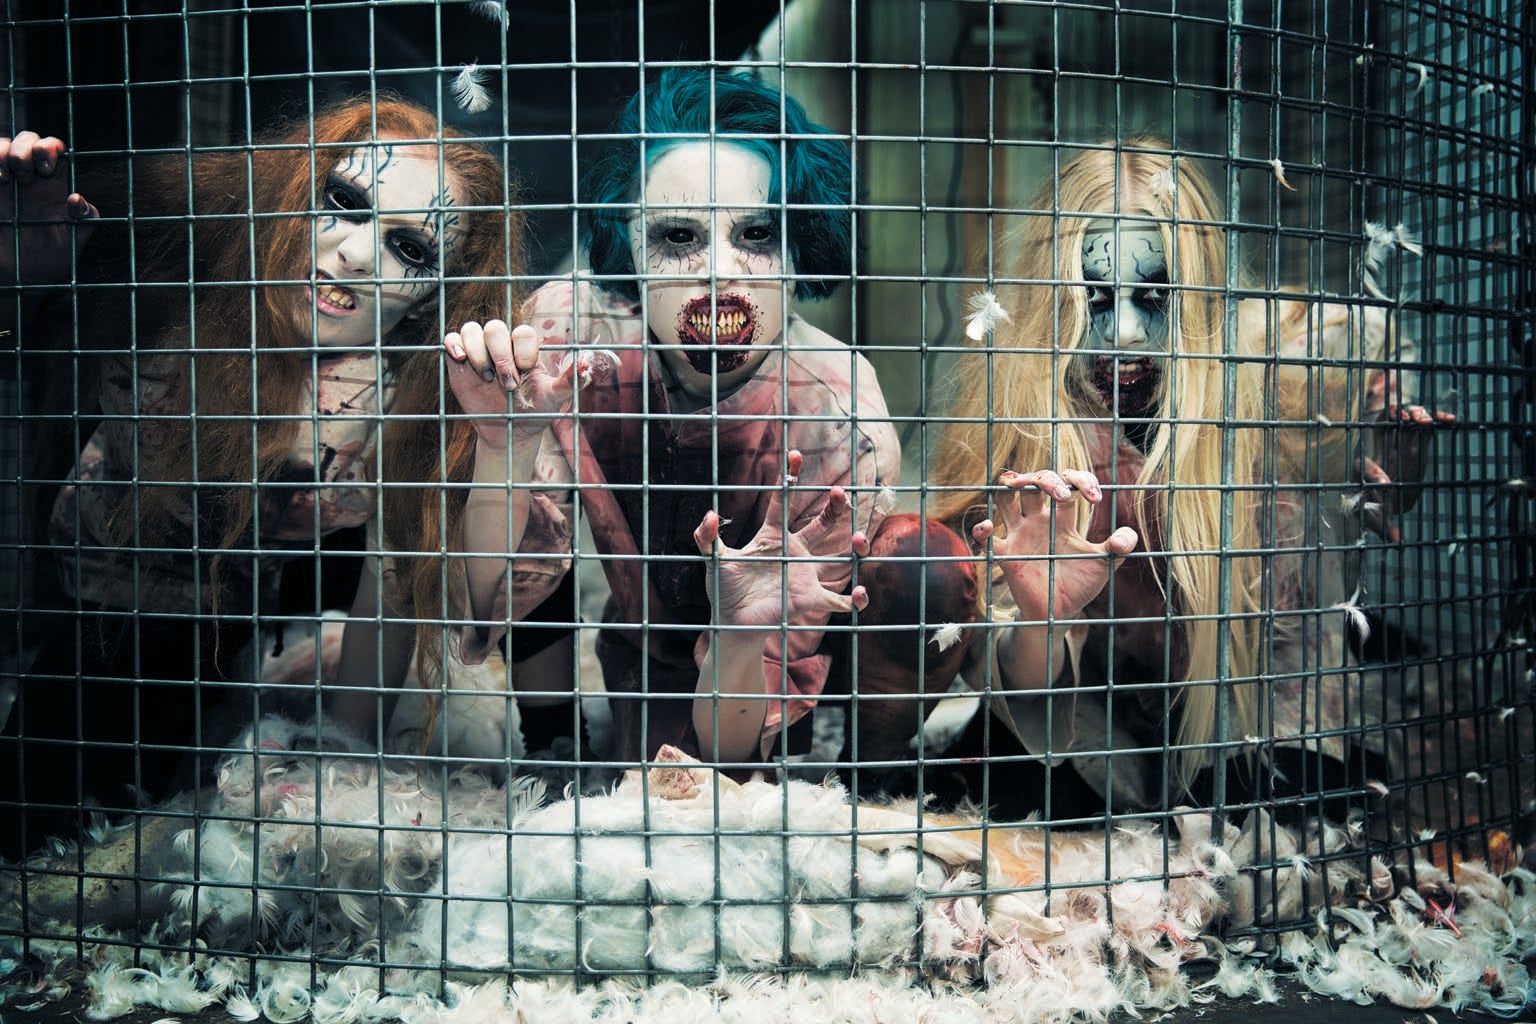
{"left": 316, "top": 283, "right": 355, "bottom": 310}
{"left": 688, "top": 308, "right": 748, "bottom": 337}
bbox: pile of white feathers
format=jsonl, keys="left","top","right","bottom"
{"left": 3, "top": 714, "right": 1534, "bottom": 1023}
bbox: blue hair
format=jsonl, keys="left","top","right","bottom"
{"left": 581, "top": 68, "right": 853, "bottom": 302}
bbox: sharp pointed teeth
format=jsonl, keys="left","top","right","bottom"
{"left": 688, "top": 308, "right": 749, "bottom": 337}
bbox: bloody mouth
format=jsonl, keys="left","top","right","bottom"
{"left": 677, "top": 294, "right": 759, "bottom": 373}
{"left": 1092, "top": 355, "right": 1160, "bottom": 418}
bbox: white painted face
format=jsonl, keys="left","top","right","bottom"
{"left": 1078, "top": 219, "right": 1170, "bottom": 421}
{"left": 629, "top": 141, "right": 789, "bottom": 398}
{"left": 304, "top": 142, "right": 465, "bottom": 347}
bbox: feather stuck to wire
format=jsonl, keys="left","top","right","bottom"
{"left": 1270, "top": 158, "right": 1298, "bottom": 191}
{"left": 930, "top": 623, "right": 965, "bottom": 652}
{"left": 1362, "top": 220, "right": 1423, "bottom": 300}
{"left": 1394, "top": 223, "right": 1424, "bottom": 257}
{"left": 1408, "top": 62, "right": 1430, "bottom": 97}
{"left": 1331, "top": 595, "right": 1372, "bottom": 645}
{"left": 451, "top": 63, "right": 493, "bottom": 114}
{"left": 964, "top": 291, "right": 1010, "bottom": 341}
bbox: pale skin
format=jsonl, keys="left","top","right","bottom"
{"left": 334, "top": 319, "right": 582, "bottom": 738}
{"left": 444, "top": 321, "right": 869, "bottom": 762}
{"left": 971, "top": 468, "right": 1139, "bottom": 692}
{"left": 691, "top": 450, "right": 869, "bottom": 758}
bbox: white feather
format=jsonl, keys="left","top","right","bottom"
{"left": 1270, "top": 158, "right": 1297, "bottom": 191}
{"left": 468, "top": 0, "right": 507, "bottom": 26}
{"left": 451, "top": 63, "right": 493, "bottom": 115}
{"left": 1394, "top": 223, "right": 1424, "bottom": 257}
{"left": 1330, "top": 598, "right": 1372, "bottom": 645}
{"left": 963, "top": 291, "right": 1010, "bottom": 341}
{"left": 929, "top": 622, "right": 964, "bottom": 652}
{"left": 1409, "top": 62, "right": 1429, "bottom": 96}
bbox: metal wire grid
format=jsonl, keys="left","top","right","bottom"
{"left": 0, "top": 0, "right": 1527, "bottom": 988}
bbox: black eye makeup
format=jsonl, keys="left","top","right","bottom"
{"left": 646, "top": 216, "right": 706, "bottom": 255}
{"left": 733, "top": 218, "right": 779, "bottom": 250}
{"left": 643, "top": 213, "right": 781, "bottom": 249}
{"left": 323, "top": 175, "right": 370, "bottom": 220}
{"left": 388, "top": 229, "right": 440, "bottom": 276}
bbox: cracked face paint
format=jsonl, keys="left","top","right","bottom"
{"left": 629, "top": 142, "right": 788, "bottom": 398}
{"left": 304, "top": 142, "right": 465, "bottom": 348}
{"left": 1077, "top": 220, "right": 1169, "bottom": 420}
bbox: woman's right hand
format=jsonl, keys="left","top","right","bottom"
{"left": 0, "top": 132, "right": 100, "bottom": 288}
{"left": 443, "top": 319, "right": 584, "bottom": 451}
{"left": 970, "top": 468, "right": 1138, "bottom": 627}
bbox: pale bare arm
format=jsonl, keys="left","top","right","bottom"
{"left": 690, "top": 450, "right": 870, "bottom": 761}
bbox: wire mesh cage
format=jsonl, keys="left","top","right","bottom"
{"left": 0, "top": 0, "right": 1532, "bottom": 1020}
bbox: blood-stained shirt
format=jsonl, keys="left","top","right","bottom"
{"left": 51, "top": 350, "right": 393, "bottom": 617}
{"left": 457, "top": 278, "right": 901, "bottom": 738}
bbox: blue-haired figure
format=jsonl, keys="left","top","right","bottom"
{"left": 391, "top": 68, "right": 979, "bottom": 767}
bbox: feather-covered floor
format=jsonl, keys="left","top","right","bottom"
{"left": 3, "top": 716, "right": 1534, "bottom": 1023}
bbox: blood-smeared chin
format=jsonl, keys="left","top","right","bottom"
{"left": 676, "top": 294, "right": 759, "bottom": 373}
{"left": 1092, "top": 356, "right": 1160, "bottom": 418}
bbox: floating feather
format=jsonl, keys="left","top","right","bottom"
{"left": 468, "top": 0, "right": 507, "bottom": 27}
{"left": 450, "top": 63, "right": 493, "bottom": 115}
{"left": 929, "top": 622, "right": 964, "bottom": 652}
{"left": 964, "top": 290, "right": 1010, "bottom": 341}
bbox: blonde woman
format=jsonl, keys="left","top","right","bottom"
{"left": 931, "top": 139, "right": 1436, "bottom": 812}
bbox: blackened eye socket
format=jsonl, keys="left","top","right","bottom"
{"left": 738, "top": 224, "right": 775, "bottom": 244}
{"left": 1137, "top": 288, "right": 1169, "bottom": 308}
{"left": 1085, "top": 285, "right": 1113, "bottom": 309}
{"left": 664, "top": 227, "right": 698, "bottom": 245}
{"left": 390, "top": 235, "right": 433, "bottom": 268}
{"left": 324, "top": 183, "right": 368, "bottom": 216}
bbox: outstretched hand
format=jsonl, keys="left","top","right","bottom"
{"left": 693, "top": 450, "right": 871, "bottom": 631}
{"left": 1360, "top": 403, "right": 1456, "bottom": 542}
{"left": 971, "top": 468, "right": 1138, "bottom": 626}
{"left": 0, "top": 132, "right": 100, "bottom": 289}
{"left": 444, "top": 319, "right": 610, "bottom": 451}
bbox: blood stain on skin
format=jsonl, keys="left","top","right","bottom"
{"left": 675, "top": 293, "right": 762, "bottom": 373}
{"left": 1092, "top": 355, "right": 1160, "bottom": 419}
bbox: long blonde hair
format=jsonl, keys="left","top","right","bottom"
{"left": 932, "top": 138, "right": 1267, "bottom": 793}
